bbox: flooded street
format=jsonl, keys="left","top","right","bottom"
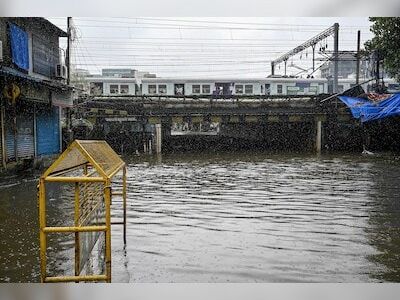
{"left": 1, "top": 152, "right": 400, "bottom": 282}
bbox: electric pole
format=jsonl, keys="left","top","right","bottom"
{"left": 356, "top": 30, "right": 360, "bottom": 85}
{"left": 333, "top": 23, "right": 339, "bottom": 94}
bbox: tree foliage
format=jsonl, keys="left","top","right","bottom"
{"left": 365, "top": 17, "right": 400, "bottom": 81}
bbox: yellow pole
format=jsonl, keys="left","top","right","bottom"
{"left": 123, "top": 166, "right": 127, "bottom": 245}
{"left": 74, "top": 182, "right": 80, "bottom": 279}
{"left": 38, "top": 177, "right": 47, "bottom": 283}
{"left": 104, "top": 180, "right": 112, "bottom": 283}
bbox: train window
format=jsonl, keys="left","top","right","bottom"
{"left": 277, "top": 84, "right": 283, "bottom": 94}
{"left": 158, "top": 85, "right": 167, "bottom": 94}
{"left": 110, "top": 84, "right": 119, "bottom": 94}
{"left": 245, "top": 85, "right": 253, "bottom": 94}
{"left": 309, "top": 86, "right": 318, "bottom": 94}
{"left": 90, "top": 82, "right": 103, "bottom": 96}
{"left": 192, "top": 85, "right": 201, "bottom": 94}
{"left": 235, "top": 85, "right": 243, "bottom": 94}
{"left": 202, "top": 85, "right": 210, "bottom": 94}
{"left": 120, "top": 85, "right": 129, "bottom": 94}
{"left": 148, "top": 85, "right": 157, "bottom": 94}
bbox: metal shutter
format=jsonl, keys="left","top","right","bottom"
{"left": 36, "top": 106, "right": 60, "bottom": 156}
{"left": 6, "top": 125, "right": 15, "bottom": 161}
{"left": 16, "top": 111, "right": 34, "bottom": 159}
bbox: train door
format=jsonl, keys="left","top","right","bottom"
{"left": 174, "top": 84, "right": 185, "bottom": 96}
{"left": 265, "top": 83, "right": 271, "bottom": 95}
{"left": 215, "top": 82, "right": 233, "bottom": 95}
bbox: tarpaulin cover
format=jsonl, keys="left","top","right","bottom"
{"left": 338, "top": 94, "right": 400, "bottom": 122}
{"left": 9, "top": 23, "right": 29, "bottom": 71}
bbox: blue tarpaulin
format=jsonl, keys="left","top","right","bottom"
{"left": 9, "top": 23, "right": 29, "bottom": 71}
{"left": 338, "top": 94, "right": 400, "bottom": 122}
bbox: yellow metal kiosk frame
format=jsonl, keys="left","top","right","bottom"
{"left": 38, "top": 140, "right": 127, "bottom": 283}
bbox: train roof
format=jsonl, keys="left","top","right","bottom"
{"left": 141, "top": 77, "right": 329, "bottom": 83}
{"left": 86, "top": 76, "right": 138, "bottom": 83}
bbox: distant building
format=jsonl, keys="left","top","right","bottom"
{"left": 101, "top": 68, "right": 136, "bottom": 78}
{"left": 320, "top": 52, "right": 368, "bottom": 80}
{"left": 0, "top": 17, "right": 73, "bottom": 170}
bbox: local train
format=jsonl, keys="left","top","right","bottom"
{"left": 88, "top": 76, "right": 400, "bottom": 97}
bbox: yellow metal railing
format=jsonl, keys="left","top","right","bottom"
{"left": 38, "top": 140, "right": 127, "bottom": 283}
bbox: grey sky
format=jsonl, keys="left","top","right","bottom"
{"left": 48, "top": 17, "right": 373, "bottom": 78}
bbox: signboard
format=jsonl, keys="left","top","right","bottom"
{"left": 52, "top": 90, "right": 73, "bottom": 108}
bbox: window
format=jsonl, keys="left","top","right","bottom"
{"left": 265, "top": 84, "right": 271, "bottom": 95}
{"left": 110, "top": 84, "right": 119, "bottom": 94}
{"left": 277, "top": 84, "right": 283, "bottom": 94}
{"left": 9, "top": 23, "right": 29, "bottom": 71}
{"left": 148, "top": 85, "right": 157, "bottom": 94}
{"left": 202, "top": 85, "right": 210, "bottom": 94}
{"left": 287, "top": 86, "right": 299, "bottom": 95}
{"left": 192, "top": 85, "right": 201, "bottom": 94}
{"left": 120, "top": 85, "right": 129, "bottom": 94}
{"left": 90, "top": 82, "right": 103, "bottom": 96}
{"left": 235, "top": 85, "right": 243, "bottom": 94}
{"left": 158, "top": 84, "right": 167, "bottom": 94}
{"left": 245, "top": 85, "right": 253, "bottom": 94}
{"left": 174, "top": 84, "right": 184, "bottom": 95}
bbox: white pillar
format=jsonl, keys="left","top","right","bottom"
{"left": 316, "top": 120, "right": 322, "bottom": 154}
{"left": 155, "top": 124, "right": 162, "bottom": 154}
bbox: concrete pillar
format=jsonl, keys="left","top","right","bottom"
{"left": 148, "top": 138, "right": 152, "bottom": 154}
{"left": 143, "top": 137, "right": 147, "bottom": 154}
{"left": 155, "top": 124, "right": 162, "bottom": 154}
{"left": 316, "top": 120, "right": 322, "bottom": 154}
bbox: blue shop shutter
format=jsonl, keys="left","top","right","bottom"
{"left": 37, "top": 107, "right": 60, "bottom": 156}
{"left": 9, "top": 23, "right": 29, "bottom": 71}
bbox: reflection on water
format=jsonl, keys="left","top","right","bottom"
{"left": 1, "top": 152, "right": 400, "bottom": 282}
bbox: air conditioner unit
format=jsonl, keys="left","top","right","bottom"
{"left": 55, "top": 64, "right": 67, "bottom": 79}
{"left": 0, "top": 40, "right": 3, "bottom": 62}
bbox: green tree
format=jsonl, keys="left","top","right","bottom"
{"left": 365, "top": 17, "right": 400, "bottom": 81}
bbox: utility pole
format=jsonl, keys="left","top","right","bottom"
{"left": 66, "top": 17, "right": 73, "bottom": 145}
{"left": 270, "top": 24, "right": 337, "bottom": 78}
{"left": 312, "top": 44, "right": 316, "bottom": 72}
{"left": 333, "top": 23, "right": 339, "bottom": 93}
{"left": 66, "top": 17, "right": 72, "bottom": 86}
{"left": 284, "top": 60, "right": 287, "bottom": 76}
{"left": 356, "top": 30, "right": 361, "bottom": 85}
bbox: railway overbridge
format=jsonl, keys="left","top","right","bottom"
{"left": 74, "top": 95, "right": 361, "bottom": 154}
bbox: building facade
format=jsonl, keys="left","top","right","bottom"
{"left": 0, "top": 18, "right": 73, "bottom": 170}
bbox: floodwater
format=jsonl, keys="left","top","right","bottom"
{"left": 1, "top": 151, "right": 400, "bottom": 282}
